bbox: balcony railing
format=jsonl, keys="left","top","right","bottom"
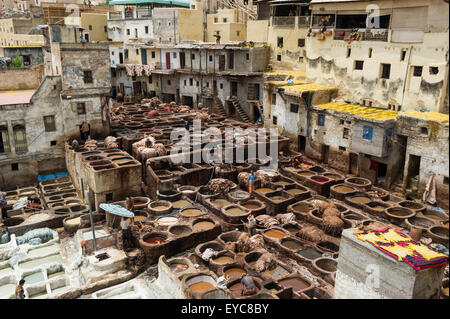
{"left": 273, "top": 16, "right": 295, "bottom": 27}
{"left": 108, "top": 11, "right": 123, "bottom": 20}
{"left": 298, "top": 16, "right": 311, "bottom": 28}
{"left": 365, "top": 29, "right": 389, "bottom": 42}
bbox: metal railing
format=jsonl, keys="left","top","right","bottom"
{"left": 298, "top": 16, "right": 311, "bottom": 28}
{"left": 273, "top": 16, "right": 295, "bottom": 27}
{"left": 365, "top": 29, "right": 389, "bottom": 42}
{"left": 108, "top": 12, "right": 122, "bottom": 20}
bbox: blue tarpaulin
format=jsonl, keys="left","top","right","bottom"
{"left": 38, "top": 172, "right": 68, "bottom": 181}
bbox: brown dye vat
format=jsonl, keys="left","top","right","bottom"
{"left": 264, "top": 229, "right": 287, "bottom": 239}
{"left": 226, "top": 207, "right": 247, "bottom": 216}
{"left": 113, "top": 158, "right": 133, "bottom": 164}
{"left": 284, "top": 225, "right": 300, "bottom": 233}
{"left": 351, "top": 196, "right": 371, "bottom": 204}
{"left": 269, "top": 195, "right": 286, "bottom": 201}
{"left": 224, "top": 267, "right": 247, "bottom": 279}
{"left": 371, "top": 205, "right": 386, "bottom": 211}
{"left": 212, "top": 256, "right": 234, "bottom": 264}
{"left": 189, "top": 282, "right": 215, "bottom": 293}
{"left": 286, "top": 189, "right": 304, "bottom": 195}
{"left": 181, "top": 208, "right": 202, "bottom": 217}
{"left": 278, "top": 278, "right": 310, "bottom": 292}
{"left": 388, "top": 209, "right": 411, "bottom": 217}
{"left": 282, "top": 240, "right": 303, "bottom": 250}
{"left": 134, "top": 216, "right": 147, "bottom": 222}
{"left": 153, "top": 205, "right": 169, "bottom": 210}
{"left": 145, "top": 237, "right": 165, "bottom": 244}
{"left": 172, "top": 200, "right": 190, "bottom": 209}
{"left": 316, "top": 259, "right": 337, "bottom": 272}
{"left": 255, "top": 188, "right": 273, "bottom": 194}
{"left": 212, "top": 199, "right": 232, "bottom": 208}
{"left": 229, "top": 283, "right": 259, "bottom": 297}
{"left": 385, "top": 201, "right": 397, "bottom": 205}
{"left": 243, "top": 204, "right": 260, "bottom": 210}
{"left": 294, "top": 205, "right": 311, "bottom": 213}
{"left": 335, "top": 185, "right": 354, "bottom": 193}
{"left": 299, "top": 171, "right": 314, "bottom": 176}
{"left": 298, "top": 247, "right": 322, "bottom": 260}
{"left": 273, "top": 181, "right": 291, "bottom": 186}
{"left": 193, "top": 221, "right": 214, "bottom": 231}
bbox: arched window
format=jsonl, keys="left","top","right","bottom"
{"left": 13, "top": 125, "right": 27, "bottom": 152}
{"left": 0, "top": 126, "right": 11, "bottom": 153}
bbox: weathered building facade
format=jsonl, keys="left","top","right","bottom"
{"left": 305, "top": 0, "right": 449, "bottom": 113}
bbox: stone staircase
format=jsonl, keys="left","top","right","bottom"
{"left": 202, "top": 87, "right": 226, "bottom": 117}
{"left": 229, "top": 97, "right": 251, "bottom": 123}
{"left": 248, "top": 99, "right": 264, "bottom": 121}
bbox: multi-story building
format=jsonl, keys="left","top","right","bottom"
{"left": 305, "top": 0, "right": 449, "bottom": 113}
{"left": 0, "top": 24, "right": 110, "bottom": 189}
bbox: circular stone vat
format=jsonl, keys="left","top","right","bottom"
{"left": 283, "top": 223, "right": 301, "bottom": 234}
{"left": 180, "top": 207, "right": 204, "bottom": 217}
{"left": 84, "top": 156, "right": 104, "bottom": 161}
{"left": 28, "top": 213, "right": 50, "bottom": 223}
{"left": 186, "top": 275, "right": 217, "bottom": 294}
{"left": 331, "top": 184, "right": 357, "bottom": 195}
{"left": 211, "top": 198, "right": 232, "bottom": 209}
{"left": 171, "top": 199, "right": 191, "bottom": 209}
{"left": 211, "top": 252, "right": 235, "bottom": 266}
{"left": 148, "top": 200, "right": 172, "bottom": 216}
{"left": 228, "top": 190, "right": 250, "bottom": 202}
{"left": 132, "top": 197, "right": 151, "bottom": 210}
{"left": 227, "top": 277, "right": 260, "bottom": 298}
{"left": 313, "top": 257, "right": 338, "bottom": 275}
{"left": 385, "top": 207, "right": 415, "bottom": 222}
{"left": 4, "top": 217, "right": 24, "bottom": 227}
{"left": 155, "top": 216, "right": 178, "bottom": 227}
{"left": 278, "top": 276, "right": 312, "bottom": 293}
{"left": 344, "top": 177, "right": 372, "bottom": 191}
{"left": 365, "top": 201, "right": 391, "bottom": 215}
{"left": 223, "top": 205, "right": 249, "bottom": 217}
{"left": 244, "top": 251, "right": 262, "bottom": 268}
{"left": 177, "top": 185, "right": 198, "bottom": 199}
{"left": 169, "top": 262, "right": 189, "bottom": 274}
{"left": 263, "top": 228, "right": 288, "bottom": 239}
{"left": 54, "top": 207, "right": 70, "bottom": 214}
{"left": 192, "top": 219, "right": 215, "bottom": 232}
{"left": 65, "top": 199, "right": 82, "bottom": 206}
{"left": 398, "top": 200, "right": 426, "bottom": 213}
{"left": 422, "top": 209, "right": 449, "bottom": 223}
{"left": 168, "top": 225, "right": 192, "bottom": 236}
{"left": 317, "top": 241, "right": 339, "bottom": 253}
{"left": 427, "top": 226, "right": 449, "bottom": 244}
{"left": 298, "top": 247, "right": 323, "bottom": 260}
{"left": 241, "top": 200, "right": 263, "bottom": 210}
{"left": 291, "top": 202, "right": 315, "bottom": 216}
{"left": 281, "top": 238, "right": 304, "bottom": 251}
{"left": 223, "top": 265, "right": 247, "bottom": 280}
{"left": 157, "top": 190, "right": 181, "bottom": 201}
{"left": 405, "top": 216, "right": 436, "bottom": 230}
{"left": 218, "top": 231, "right": 241, "bottom": 244}
{"left": 142, "top": 232, "right": 167, "bottom": 245}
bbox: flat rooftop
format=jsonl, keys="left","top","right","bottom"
{"left": 314, "top": 102, "right": 398, "bottom": 121}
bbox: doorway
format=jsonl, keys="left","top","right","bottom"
{"left": 180, "top": 52, "right": 186, "bottom": 68}
{"left": 119, "top": 52, "right": 124, "bottom": 64}
{"left": 376, "top": 162, "right": 388, "bottom": 186}
{"left": 182, "top": 95, "right": 194, "bottom": 107}
{"left": 166, "top": 52, "right": 171, "bottom": 69}
{"left": 253, "top": 83, "right": 260, "bottom": 100}
{"left": 141, "top": 49, "right": 147, "bottom": 65}
{"left": 349, "top": 153, "right": 358, "bottom": 175}
{"left": 228, "top": 52, "right": 234, "bottom": 69}
{"left": 322, "top": 145, "right": 329, "bottom": 164}
{"left": 298, "top": 135, "right": 306, "bottom": 153}
{"left": 231, "top": 81, "right": 238, "bottom": 97}
{"left": 218, "top": 55, "right": 225, "bottom": 71}
{"left": 406, "top": 154, "right": 421, "bottom": 193}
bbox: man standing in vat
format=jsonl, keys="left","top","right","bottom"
{"left": 248, "top": 170, "right": 256, "bottom": 194}
{"left": 15, "top": 279, "right": 25, "bottom": 299}
{"left": 0, "top": 192, "right": 7, "bottom": 221}
{"left": 240, "top": 273, "right": 257, "bottom": 296}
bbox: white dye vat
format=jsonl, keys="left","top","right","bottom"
{"left": 83, "top": 229, "right": 108, "bottom": 240}
{"left": 28, "top": 244, "right": 60, "bottom": 258}
{"left": 28, "top": 213, "right": 50, "bottom": 223}
{"left": 0, "top": 283, "right": 15, "bottom": 298}
{"left": 19, "top": 253, "right": 62, "bottom": 270}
